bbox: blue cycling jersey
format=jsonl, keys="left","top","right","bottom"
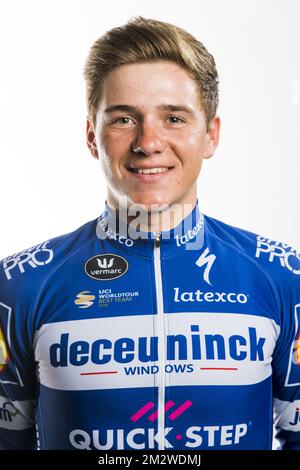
{"left": 0, "top": 201, "right": 300, "bottom": 450}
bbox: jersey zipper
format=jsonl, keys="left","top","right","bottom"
{"left": 153, "top": 231, "right": 165, "bottom": 450}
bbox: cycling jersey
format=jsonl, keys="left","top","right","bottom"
{"left": 0, "top": 201, "right": 300, "bottom": 450}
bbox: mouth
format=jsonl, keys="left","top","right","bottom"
{"left": 126, "top": 165, "right": 175, "bottom": 182}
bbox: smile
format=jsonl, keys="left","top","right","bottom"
{"left": 127, "top": 166, "right": 175, "bottom": 181}
{"left": 130, "top": 167, "right": 169, "bottom": 174}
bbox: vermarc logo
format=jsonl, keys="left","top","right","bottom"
{"left": 84, "top": 254, "right": 128, "bottom": 281}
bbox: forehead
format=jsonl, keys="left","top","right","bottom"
{"left": 99, "top": 61, "right": 201, "bottom": 110}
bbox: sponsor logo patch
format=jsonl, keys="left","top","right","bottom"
{"left": 256, "top": 236, "right": 300, "bottom": 275}
{"left": 84, "top": 254, "right": 128, "bottom": 281}
{"left": 0, "top": 302, "right": 23, "bottom": 387}
{"left": 74, "top": 291, "right": 96, "bottom": 309}
{"left": 69, "top": 399, "right": 248, "bottom": 450}
{"left": 33, "top": 313, "right": 278, "bottom": 391}
{"left": 0, "top": 395, "right": 35, "bottom": 430}
{"left": 285, "top": 304, "right": 300, "bottom": 386}
{"left": 173, "top": 287, "right": 249, "bottom": 304}
{"left": 2, "top": 241, "right": 54, "bottom": 280}
{"left": 0, "top": 325, "right": 9, "bottom": 373}
{"left": 195, "top": 248, "right": 216, "bottom": 285}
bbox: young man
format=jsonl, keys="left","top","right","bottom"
{"left": 0, "top": 17, "right": 299, "bottom": 450}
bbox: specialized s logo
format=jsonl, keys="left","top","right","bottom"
{"left": 85, "top": 254, "right": 128, "bottom": 281}
{"left": 2, "top": 241, "right": 54, "bottom": 280}
{"left": 195, "top": 248, "right": 216, "bottom": 285}
{"left": 256, "top": 236, "right": 300, "bottom": 275}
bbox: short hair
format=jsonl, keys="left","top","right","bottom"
{"left": 83, "top": 16, "right": 219, "bottom": 129}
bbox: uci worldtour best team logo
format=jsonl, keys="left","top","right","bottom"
{"left": 84, "top": 254, "right": 128, "bottom": 281}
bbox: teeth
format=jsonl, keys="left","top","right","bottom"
{"left": 134, "top": 167, "right": 169, "bottom": 174}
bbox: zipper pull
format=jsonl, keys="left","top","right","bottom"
{"left": 154, "top": 231, "right": 161, "bottom": 247}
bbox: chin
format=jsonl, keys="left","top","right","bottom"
{"left": 129, "top": 193, "right": 173, "bottom": 211}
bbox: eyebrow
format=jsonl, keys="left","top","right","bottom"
{"left": 103, "top": 104, "right": 196, "bottom": 116}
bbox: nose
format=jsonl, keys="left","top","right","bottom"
{"left": 132, "top": 120, "right": 166, "bottom": 156}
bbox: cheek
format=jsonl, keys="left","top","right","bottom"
{"left": 186, "top": 129, "right": 207, "bottom": 150}
{"left": 100, "top": 129, "right": 133, "bottom": 158}
{"left": 174, "top": 124, "right": 206, "bottom": 146}
{"left": 175, "top": 132, "right": 206, "bottom": 167}
{"left": 99, "top": 132, "right": 123, "bottom": 167}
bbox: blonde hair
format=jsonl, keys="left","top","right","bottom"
{"left": 83, "top": 16, "right": 219, "bottom": 129}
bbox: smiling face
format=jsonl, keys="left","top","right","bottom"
{"left": 87, "top": 60, "right": 220, "bottom": 211}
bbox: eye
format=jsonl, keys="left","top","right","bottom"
{"left": 113, "top": 116, "right": 135, "bottom": 125}
{"left": 167, "top": 115, "right": 185, "bottom": 124}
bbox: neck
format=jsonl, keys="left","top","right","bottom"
{"left": 106, "top": 193, "right": 198, "bottom": 233}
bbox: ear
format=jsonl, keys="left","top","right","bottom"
{"left": 86, "top": 117, "right": 99, "bottom": 160}
{"left": 203, "top": 116, "right": 221, "bottom": 160}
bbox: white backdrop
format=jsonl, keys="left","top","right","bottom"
{"left": 0, "top": 0, "right": 299, "bottom": 259}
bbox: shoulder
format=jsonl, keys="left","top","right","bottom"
{"left": 204, "top": 213, "right": 300, "bottom": 290}
{"left": 0, "top": 217, "right": 98, "bottom": 300}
